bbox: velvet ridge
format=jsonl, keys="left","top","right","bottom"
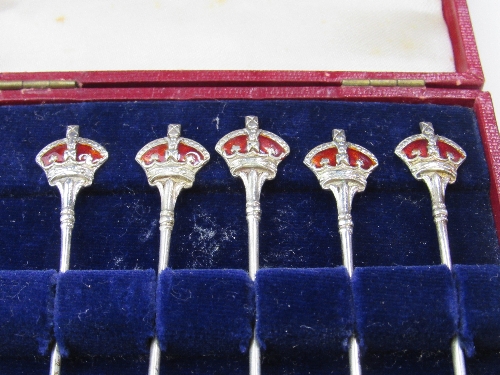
{"left": 0, "top": 270, "right": 55, "bottom": 357}
{"left": 157, "top": 268, "right": 254, "bottom": 357}
{"left": 454, "top": 265, "right": 500, "bottom": 356}
{"left": 255, "top": 267, "right": 353, "bottom": 356}
{"left": 352, "top": 265, "right": 458, "bottom": 352}
{"left": 54, "top": 270, "right": 156, "bottom": 357}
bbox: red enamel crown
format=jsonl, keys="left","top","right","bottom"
{"left": 136, "top": 124, "right": 210, "bottom": 187}
{"left": 36, "top": 126, "right": 108, "bottom": 186}
{"left": 395, "top": 122, "right": 466, "bottom": 183}
{"left": 304, "top": 129, "right": 378, "bottom": 191}
{"left": 215, "top": 116, "right": 290, "bottom": 179}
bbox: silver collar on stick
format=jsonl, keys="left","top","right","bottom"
{"left": 136, "top": 124, "right": 210, "bottom": 375}
{"left": 395, "top": 121, "right": 467, "bottom": 375}
{"left": 216, "top": 116, "right": 290, "bottom": 375}
{"left": 36, "top": 125, "right": 108, "bottom": 375}
{"left": 304, "top": 128, "right": 378, "bottom": 375}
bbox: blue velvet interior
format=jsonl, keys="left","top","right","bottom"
{"left": 352, "top": 265, "right": 457, "bottom": 352}
{"left": 55, "top": 270, "right": 155, "bottom": 357}
{"left": 454, "top": 265, "right": 500, "bottom": 356}
{"left": 256, "top": 267, "right": 353, "bottom": 355}
{"left": 157, "top": 269, "right": 254, "bottom": 356}
{"left": 0, "top": 100, "right": 498, "bottom": 374}
{"left": 0, "top": 270, "right": 55, "bottom": 357}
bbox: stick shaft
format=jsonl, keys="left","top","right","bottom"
{"left": 50, "top": 179, "right": 83, "bottom": 375}
{"left": 57, "top": 178, "right": 82, "bottom": 273}
{"left": 148, "top": 337, "right": 162, "bottom": 375}
{"left": 59, "top": 207, "right": 74, "bottom": 273}
{"left": 424, "top": 174, "right": 452, "bottom": 268}
{"left": 50, "top": 215, "right": 69, "bottom": 375}
{"left": 249, "top": 333, "right": 261, "bottom": 375}
{"left": 243, "top": 170, "right": 264, "bottom": 375}
{"left": 331, "top": 182, "right": 355, "bottom": 277}
{"left": 248, "top": 214, "right": 261, "bottom": 375}
{"left": 148, "top": 179, "right": 181, "bottom": 375}
{"left": 331, "top": 182, "right": 363, "bottom": 375}
{"left": 158, "top": 215, "right": 173, "bottom": 273}
{"left": 248, "top": 213, "right": 260, "bottom": 280}
{"left": 452, "top": 336, "right": 467, "bottom": 375}
{"left": 423, "top": 174, "right": 467, "bottom": 375}
{"left": 148, "top": 224, "right": 172, "bottom": 375}
{"left": 348, "top": 336, "right": 362, "bottom": 375}
{"left": 247, "top": 212, "right": 262, "bottom": 375}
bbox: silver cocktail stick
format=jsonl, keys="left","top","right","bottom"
{"left": 36, "top": 126, "right": 108, "bottom": 375}
{"left": 395, "top": 121, "right": 467, "bottom": 375}
{"left": 216, "top": 116, "right": 290, "bottom": 375}
{"left": 304, "top": 129, "right": 378, "bottom": 375}
{"left": 136, "top": 124, "right": 210, "bottom": 375}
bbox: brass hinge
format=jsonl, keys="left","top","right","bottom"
{"left": 342, "top": 79, "right": 425, "bottom": 88}
{"left": 0, "top": 80, "right": 78, "bottom": 90}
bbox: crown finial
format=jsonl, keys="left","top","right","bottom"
{"left": 395, "top": 121, "right": 466, "bottom": 183}
{"left": 136, "top": 124, "right": 210, "bottom": 188}
{"left": 304, "top": 129, "right": 378, "bottom": 191}
{"left": 332, "top": 129, "right": 349, "bottom": 166}
{"left": 420, "top": 121, "right": 434, "bottom": 135}
{"left": 36, "top": 125, "right": 108, "bottom": 187}
{"left": 215, "top": 116, "right": 289, "bottom": 179}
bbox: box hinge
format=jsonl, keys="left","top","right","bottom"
{"left": 0, "top": 80, "right": 78, "bottom": 90}
{"left": 342, "top": 79, "right": 425, "bottom": 88}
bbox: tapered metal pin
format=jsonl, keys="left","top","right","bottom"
{"left": 304, "top": 129, "right": 378, "bottom": 375}
{"left": 136, "top": 124, "right": 210, "bottom": 375}
{"left": 395, "top": 121, "right": 467, "bottom": 375}
{"left": 36, "top": 125, "right": 108, "bottom": 375}
{"left": 216, "top": 116, "right": 290, "bottom": 375}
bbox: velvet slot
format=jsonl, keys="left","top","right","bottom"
{"left": 156, "top": 268, "right": 254, "bottom": 357}
{"left": 54, "top": 270, "right": 156, "bottom": 357}
{"left": 0, "top": 270, "right": 56, "bottom": 357}
{"left": 454, "top": 265, "right": 500, "bottom": 356}
{"left": 352, "top": 265, "right": 458, "bottom": 353}
{"left": 255, "top": 267, "right": 354, "bottom": 356}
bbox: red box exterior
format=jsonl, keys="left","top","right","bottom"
{"left": 0, "top": 0, "right": 484, "bottom": 90}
